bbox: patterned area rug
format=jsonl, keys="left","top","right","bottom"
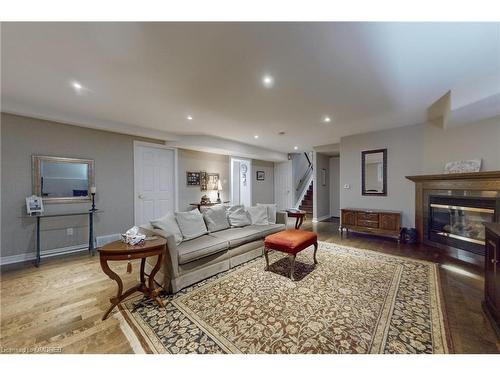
{"left": 117, "top": 242, "right": 452, "bottom": 354}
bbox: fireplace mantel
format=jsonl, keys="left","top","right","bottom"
{"left": 406, "top": 171, "right": 500, "bottom": 264}
{"left": 406, "top": 171, "right": 500, "bottom": 182}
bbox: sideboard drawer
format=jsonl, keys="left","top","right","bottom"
{"left": 356, "top": 219, "right": 379, "bottom": 228}
{"left": 356, "top": 212, "right": 379, "bottom": 221}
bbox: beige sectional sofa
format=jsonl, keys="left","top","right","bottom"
{"left": 140, "top": 211, "right": 287, "bottom": 293}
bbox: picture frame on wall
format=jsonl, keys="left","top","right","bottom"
{"left": 207, "top": 173, "right": 220, "bottom": 190}
{"left": 256, "top": 170, "right": 265, "bottom": 181}
{"left": 186, "top": 171, "right": 201, "bottom": 186}
{"left": 200, "top": 171, "right": 208, "bottom": 191}
{"left": 321, "top": 168, "right": 327, "bottom": 186}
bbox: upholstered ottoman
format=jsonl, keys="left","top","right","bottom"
{"left": 264, "top": 229, "right": 318, "bottom": 280}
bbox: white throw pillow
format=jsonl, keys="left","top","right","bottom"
{"left": 202, "top": 204, "right": 230, "bottom": 233}
{"left": 227, "top": 205, "right": 251, "bottom": 227}
{"left": 175, "top": 209, "right": 209, "bottom": 240}
{"left": 257, "top": 203, "right": 277, "bottom": 224}
{"left": 247, "top": 205, "right": 269, "bottom": 225}
{"left": 150, "top": 212, "right": 183, "bottom": 245}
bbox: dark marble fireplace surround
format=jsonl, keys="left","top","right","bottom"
{"left": 406, "top": 171, "right": 500, "bottom": 266}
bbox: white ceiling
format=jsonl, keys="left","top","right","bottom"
{"left": 2, "top": 22, "right": 499, "bottom": 154}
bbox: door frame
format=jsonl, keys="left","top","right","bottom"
{"left": 133, "top": 141, "right": 178, "bottom": 225}
{"left": 230, "top": 157, "right": 252, "bottom": 206}
{"left": 274, "top": 159, "right": 293, "bottom": 211}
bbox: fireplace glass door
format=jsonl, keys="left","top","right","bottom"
{"left": 429, "top": 196, "right": 496, "bottom": 254}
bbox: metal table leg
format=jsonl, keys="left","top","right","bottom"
{"left": 89, "top": 211, "right": 95, "bottom": 255}
{"left": 36, "top": 216, "right": 41, "bottom": 267}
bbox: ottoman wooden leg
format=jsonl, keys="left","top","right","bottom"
{"left": 264, "top": 246, "right": 270, "bottom": 270}
{"left": 313, "top": 242, "right": 318, "bottom": 265}
{"left": 290, "top": 254, "right": 296, "bottom": 281}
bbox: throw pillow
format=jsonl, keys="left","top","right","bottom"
{"left": 247, "top": 205, "right": 269, "bottom": 225}
{"left": 150, "top": 212, "right": 183, "bottom": 245}
{"left": 175, "top": 209, "right": 209, "bottom": 240}
{"left": 257, "top": 203, "right": 277, "bottom": 224}
{"left": 202, "top": 204, "right": 230, "bottom": 233}
{"left": 227, "top": 205, "right": 251, "bottom": 227}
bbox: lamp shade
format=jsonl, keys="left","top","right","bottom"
{"left": 217, "top": 180, "right": 223, "bottom": 191}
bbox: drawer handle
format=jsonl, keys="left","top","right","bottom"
{"left": 492, "top": 259, "right": 498, "bottom": 264}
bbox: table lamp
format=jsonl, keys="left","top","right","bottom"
{"left": 216, "top": 180, "right": 223, "bottom": 203}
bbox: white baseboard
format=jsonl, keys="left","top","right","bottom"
{"left": 1, "top": 233, "right": 121, "bottom": 266}
{"left": 0, "top": 244, "right": 88, "bottom": 266}
{"left": 96, "top": 233, "right": 121, "bottom": 247}
{"left": 312, "top": 215, "right": 331, "bottom": 223}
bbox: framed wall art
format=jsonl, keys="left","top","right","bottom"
{"left": 186, "top": 171, "right": 201, "bottom": 186}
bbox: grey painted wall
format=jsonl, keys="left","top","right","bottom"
{"left": 329, "top": 157, "right": 340, "bottom": 217}
{"left": 1, "top": 114, "right": 279, "bottom": 260}
{"left": 252, "top": 159, "right": 274, "bottom": 205}
{"left": 177, "top": 149, "right": 230, "bottom": 211}
{"left": 340, "top": 116, "right": 500, "bottom": 228}
{"left": 1, "top": 113, "right": 162, "bottom": 258}
{"left": 314, "top": 152, "right": 331, "bottom": 220}
{"left": 176, "top": 150, "right": 275, "bottom": 211}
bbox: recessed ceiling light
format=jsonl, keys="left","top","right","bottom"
{"left": 71, "top": 81, "right": 83, "bottom": 91}
{"left": 323, "top": 116, "right": 332, "bottom": 123}
{"left": 187, "top": 115, "right": 193, "bottom": 120}
{"left": 254, "top": 135, "right": 259, "bottom": 139}
{"left": 262, "top": 74, "right": 274, "bottom": 88}
{"left": 294, "top": 146, "right": 298, "bottom": 150}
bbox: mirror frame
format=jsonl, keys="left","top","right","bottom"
{"left": 32, "top": 155, "right": 95, "bottom": 203}
{"left": 361, "top": 148, "right": 387, "bottom": 196}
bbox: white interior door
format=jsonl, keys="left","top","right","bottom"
{"left": 230, "top": 158, "right": 251, "bottom": 207}
{"left": 274, "top": 160, "right": 292, "bottom": 210}
{"left": 134, "top": 142, "right": 176, "bottom": 225}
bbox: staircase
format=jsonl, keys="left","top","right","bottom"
{"left": 299, "top": 181, "right": 313, "bottom": 214}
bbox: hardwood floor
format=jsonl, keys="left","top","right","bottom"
{"left": 1, "top": 218, "right": 499, "bottom": 354}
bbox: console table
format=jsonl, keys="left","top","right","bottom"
{"left": 340, "top": 208, "right": 401, "bottom": 242}
{"left": 190, "top": 201, "right": 230, "bottom": 211}
{"left": 24, "top": 209, "right": 100, "bottom": 267}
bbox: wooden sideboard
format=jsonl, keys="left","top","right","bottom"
{"left": 340, "top": 208, "right": 401, "bottom": 242}
{"left": 483, "top": 223, "right": 500, "bottom": 338}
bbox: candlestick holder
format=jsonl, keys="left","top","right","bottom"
{"left": 91, "top": 192, "right": 96, "bottom": 211}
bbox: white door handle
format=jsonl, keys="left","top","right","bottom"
{"left": 138, "top": 194, "right": 144, "bottom": 199}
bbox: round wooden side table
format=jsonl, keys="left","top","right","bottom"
{"left": 98, "top": 237, "right": 167, "bottom": 320}
{"left": 286, "top": 210, "right": 307, "bottom": 229}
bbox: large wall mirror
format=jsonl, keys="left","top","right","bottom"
{"left": 32, "top": 155, "right": 95, "bottom": 203}
{"left": 361, "top": 148, "right": 387, "bottom": 196}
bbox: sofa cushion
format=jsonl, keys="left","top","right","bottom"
{"left": 202, "top": 204, "right": 230, "bottom": 233}
{"left": 227, "top": 205, "right": 251, "bottom": 227}
{"left": 249, "top": 223, "right": 286, "bottom": 237}
{"left": 210, "top": 227, "right": 263, "bottom": 248}
{"left": 175, "top": 209, "right": 208, "bottom": 240}
{"left": 257, "top": 203, "right": 277, "bottom": 224}
{"left": 177, "top": 234, "right": 229, "bottom": 264}
{"left": 247, "top": 205, "right": 269, "bottom": 225}
{"left": 150, "top": 212, "right": 183, "bottom": 245}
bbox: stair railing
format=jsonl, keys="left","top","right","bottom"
{"left": 294, "top": 152, "right": 314, "bottom": 208}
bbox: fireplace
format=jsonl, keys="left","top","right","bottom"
{"left": 406, "top": 171, "right": 500, "bottom": 265}
{"left": 428, "top": 196, "right": 497, "bottom": 255}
